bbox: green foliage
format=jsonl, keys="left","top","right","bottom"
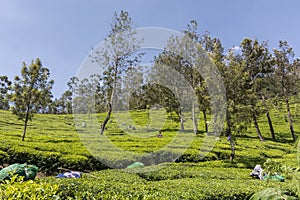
{"left": 0, "top": 75, "right": 11, "bottom": 110}
{"left": 129, "top": 83, "right": 180, "bottom": 113}
{"left": 10, "top": 58, "right": 54, "bottom": 121}
{"left": 263, "top": 159, "right": 283, "bottom": 177}
{"left": 0, "top": 174, "right": 59, "bottom": 200}
{"left": 263, "top": 159, "right": 299, "bottom": 180}
{"left": 9, "top": 58, "right": 54, "bottom": 141}
{"left": 0, "top": 106, "right": 299, "bottom": 174}
{"left": 37, "top": 165, "right": 298, "bottom": 199}
{"left": 0, "top": 99, "right": 299, "bottom": 198}
{"left": 0, "top": 163, "right": 298, "bottom": 199}
{"left": 250, "top": 188, "right": 298, "bottom": 200}
{"left": 59, "top": 155, "right": 89, "bottom": 171}
{"left": 273, "top": 41, "right": 299, "bottom": 141}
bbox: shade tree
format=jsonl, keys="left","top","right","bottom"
{"left": 238, "top": 38, "right": 275, "bottom": 141}
{"left": 9, "top": 58, "right": 54, "bottom": 141}
{"left": 90, "top": 11, "right": 143, "bottom": 135}
{"left": 273, "top": 41, "right": 299, "bottom": 141}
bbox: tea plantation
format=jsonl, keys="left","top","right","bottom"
{"left": 0, "top": 104, "right": 299, "bottom": 199}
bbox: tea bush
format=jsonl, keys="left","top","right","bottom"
{"left": 0, "top": 99, "right": 299, "bottom": 199}
{"left": 38, "top": 166, "right": 298, "bottom": 199}
{"left": 0, "top": 175, "right": 59, "bottom": 200}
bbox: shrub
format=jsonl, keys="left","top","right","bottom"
{"left": 250, "top": 188, "right": 298, "bottom": 200}
{"left": 0, "top": 175, "right": 59, "bottom": 199}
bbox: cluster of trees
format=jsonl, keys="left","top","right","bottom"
{"left": 0, "top": 11, "right": 299, "bottom": 162}
{"left": 59, "top": 12, "right": 300, "bottom": 161}
{"left": 199, "top": 35, "right": 300, "bottom": 161}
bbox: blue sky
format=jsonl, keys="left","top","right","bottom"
{"left": 1, "top": 0, "right": 300, "bottom": 97}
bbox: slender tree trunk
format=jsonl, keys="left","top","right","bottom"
{"left": 261, "top": 95, "right": 275, "bottom": 140}
{"left": 281, "top": 77, "right": 296, "bottom": 141}
{"left": 179, "top": 108, "right": 184, "bottom": 132}
{"left": 226, "top": 111, "right": 235, "bottom": 162}
{"left": 100, "top": 67, "right": 118, "bottom": 135}
{"left": 100, "top": 86, "right": 115, "bottom": 135}
{"left": 100, "top": 103, "right": 112, "bottom": 135}
{"left": 253, "top": 114, "right": 264, "bottom": 141}
{"left": 203, "top": 110, "right": 208, "bottom": 133}
{"left": 147, "top": 107, "right": 150, "bottom": 120}
{"left": 22, "top": 106, "right": 30, "bottom": 141}
{"left": 192, "top": 103, "right": 198, "bottom": 134}
{"left": 284, "top": 93, "right": 296, "bottom": 141}
{"left": 228, "top": 130, "right": 235, "bottom": 163}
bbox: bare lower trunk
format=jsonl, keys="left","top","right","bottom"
{"left": 22, "top": 106, "right": 30, "bottom": 141}
{"left": 253, "top": 114, "right": 264, "bottom": 141}
{"left": 261, "top": 95, "right": 275, "bottom": 140}
{"left": 285, "top": 95, "right": 296, "bottom": 141}
{"left": 203, "top": 110, "right": 208, "bottom": 133}
{"left": 100, "top": 103, "right": 112, "bottom": 135}
{"left": 228, "top": 131, "right": 235, "bottom": 163}
{"left": 226, "top": 111, "right": 235, "bottom": 162}
{"left": 100, "top": 66, "right": 118, "bottom": 135}
{"left": 192, "top": 103, "right": 198, "bottom": 134}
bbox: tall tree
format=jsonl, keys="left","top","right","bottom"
{"left": 184, "top": 21, "right": 202, "bottom": 134}
{"left": 200, "top": 33, "right": 240, "bottom": 161}
{"left": 154, "top": 20, "right": 202, "bottom": 134}
{"left": 239, "top": 38, "right": 275, "bottom": 141}
{"left": 0, "top": 75, "right": 11, "bottom": 110}
{"left": 224, "top": 49, "right": 254, "bottom": 162}
{"left": 200, "top": 33, "right": 224, "bottom": 133}
{"left": 90, "top": 11, "right": 143, "bottom": 134}
{"left": 273, "top": 41, "right": 298, "bottom": 141}
{"left": 154, "top": 52, "right": 190, "bottom": 132}
{"left": 10, "top": 58, "right": 54, "bottom": 141}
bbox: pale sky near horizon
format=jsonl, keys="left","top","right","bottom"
{"left": 1, "top": 0, "right": 300, "bottom": 97}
